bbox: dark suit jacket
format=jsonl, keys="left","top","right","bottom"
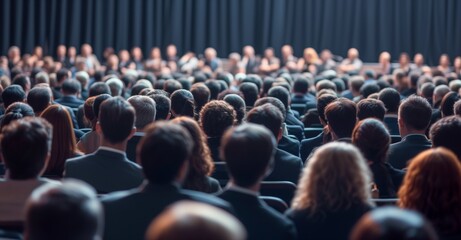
{"left": 286, "top": 110, "right": 304, "bottom": 129}
{"left": 383, "top": 115, "right": 400, "bottom": 135}
{"left": 55, "top": 95, "right": 85, "bottom": 109}
{"left": 207, "top": 137, "right": 223, "bottom": 162}
{"left": 265, "top": 149, "right": 303, "bottom": 185}
{"left": 388, "top": 134, "right": 432, "bottom": 169}
{"left": 278, "top": 135, "right": 300, "bottom": 157}
{"left": 218, "top": 189, "right": 297, "bottom": 240}
{"left": 64, "top": 149, "right": 144, "bottom": 193}
{"left": 286, "top": 203, "right": 372, "bottom": 240}
{"left": 102, "top": 183, "right": 233, "bottom": 240}
{"left": 300, "top": 132, "right": 324, "bottom": 162}
{"left": 291, "top": 93, "right": 316, "bottom": 105}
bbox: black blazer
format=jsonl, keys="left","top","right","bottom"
{"left": 102, "top": 183, "right": 233, "bottom": 240}
{"left": 55, "top": 95, "right": 85, "bottom": 109}
{"left": 388, "top": 134, "right": 432, "bottom": 169}
{"left": 207, "top": 137, "right": 223, "bottom": 162}
{"left": 300, "top": 132, "right": 324, "bottom": 162}
{"left": 64, "top": 149, "right": 144, "bottom": 193}
{"left": 291, "top": 93, "right": 316, "bottom": 105}
{"left": 218, "top": 189, "right": 297, "bottom": 240}
{"left": 286, "top": 110, "right": 304, "bottom": 129}
{"left": 285, "top": 203, "right": 372, "bottom": 240}
{"left": 278, "top": 135, "right": 300, "bottom": 157}
{"left": 383, "top": 115, "right": 400, "bottom": 135}
{"left": 265, "top": 148, "right": 303, "bottom": 185}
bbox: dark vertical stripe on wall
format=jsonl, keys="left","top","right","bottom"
{"left": 0, "top": 0, "right": 460, "bottom": 65}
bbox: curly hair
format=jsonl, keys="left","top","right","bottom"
{"left": 199, "top": 100, "right": 236, "bottom": 138}
{"left": 398, "top": 147, "right": 461, "bottom": 235}
{"left": 172, "top": 117, "right": 215, "bottom": 193}
{"left": 292, "top": 142, "right": 371, "bottom": 214}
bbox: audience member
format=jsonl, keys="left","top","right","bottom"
{"left": 127, "top": 95, "right": 156, "bottom": 131}
{"left": 2, "top": 85, "right": 26, "bottom": 110}
{"left": 429, "top": 115, "right": 461, "bottom": 160}
{"left": 149, "top": 93, "right": 171, "bottom": 120}
{"left": 357, "top": 98, "right": 386, "bottom": 121}
{"left": 0, "top": 102, "right": 35, "bottom": 129}
{"left": 27, "top": 87, "right": 52, "bottom": 116}
{"left": 223, "top": 94, "right": 246, "bottom": 125}
{"left": 54, "top": 79, "right": 84, "bottom": 108}
{"left": 170, "top": 89, "right": 195, "bottom": 118}
{"left": 378, "top": 88, "right": 401, "bottom": 135}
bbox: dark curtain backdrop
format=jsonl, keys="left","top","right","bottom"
{"left": 1, "top": 0, "right": 460, "bottom": 65}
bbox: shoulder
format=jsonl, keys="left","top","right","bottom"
{"left": 101, "top": 189, "right": 140, "bottom": 205}
{"left": 181, "top": 189, "right": 232, "bottom": 210}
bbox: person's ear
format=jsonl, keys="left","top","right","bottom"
{"left": 95, "top": 122, "right": 102, "bottom": 135}
{"left": 277, "top": 127, "right": 283, "bottom": 142}
{"left": 166, "top": 112, "right": 172, "bottom": 120}
{"left": 127, "top": 127, "right": 136, "bottom": 140}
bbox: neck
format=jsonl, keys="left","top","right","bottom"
{"left": 100, "top": 139, "right": 127, "bottom": 152}
{"left": 400, "top": 129, "right": 426, "bottom": 138}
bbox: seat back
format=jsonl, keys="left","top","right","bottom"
{"left": 126, "top": 132, "right": 145, "bottom": 162}
{"left": 260, "top": 181, "right": 297, "bottom": 207}
{"left": 260, "top": 196, "right": 288, "bottom": 214}
{"left": 390, "top": 135, "right": 401, "bottom": 144}
{"left": 304, "top": 127, "right": 323, "bottom": 139}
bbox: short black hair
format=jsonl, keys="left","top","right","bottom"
{"left": 325, "top": 98, "right": 357, "bottom": 138}
{"left": 2, "top": 85, "right": 26, "bottom": 109}
{"left": 317, "top": 94, "right": 338, "bottom": 123}
{"left": 138, "top": 122, "right": 193, "bottom": 184}
{"left": 440, "top": 92, "right": 460, "bottom": 117}
{"left": 360, "top": 84, "right": 380, "bottom": 98}
{"left": 170, "top": 89, "right": 195, "bottom": 118}
{"left": 430, "top": 116, "right": 461, "bottom": 160}
{"left": 98, "top": 97, "right": 135, "bottom": 144}
{"left": 268, "top": 86, "right": 290, "bottom": 112}
{"left": 27, "top": 87, "right": 51, "bottom": 113}
{"left": 221, "top": 124, "right": 276, "bottom": 187}
{"left": 293, "top": 77, "right": 309, "bottom": 94}
{"left": 378, "top": 88, "right": 401, "bottom": 113}
{"left": 205, "top": 80, "right": 221, "bottom": 100}
{"left": 191, "top": 83, "right": 211, "bottom": 112}
{"left": 163, "top": 79, "right": 182, "bottom": 95}
{"left": 56, "top": 68, "right": 70, "bottom": 83}
{"left": 246, "top": 103, "right": 284, "bottom": 139}
{"left": 12, "top": 74, "right": 31, "bottom": 92}
{"left": 254, "top": 97, "right": 287, "bottom": 121}
{"left": 399, "top": 96, "right": 433, "bottom": 131}
{"left": 239, "top": 82, "right": 259, "bottom": 107}
{"left": 89, "top": 82, "right": 111, "bottom": 97}
{"left": 150, "top": 94, "right": 171, "bottom": 120}
{"left": 61, "top": 80, "right": 81, "bottom": 94}
{"left": 223, "top": 94, "right": 246, "bottom": 124}
{"left": 357, "top": 99, "right": 386, "bottom": 121}
{"left": 200, "top": 100, "right": 236, "bottom": 138}
{"left": 1, "top": 117, "right": 52, "bottom": 179}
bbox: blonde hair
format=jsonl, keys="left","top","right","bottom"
{"left": 303, "top": 48, "right": 319, "bottom": 64}
{"left": 292, "top": 142, "right": 371, "bottom": 213}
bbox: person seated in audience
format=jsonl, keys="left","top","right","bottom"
{"left": 146, "top": 201, "right": 246, "bottom": 240}
{"left": 149, "top": 93, "right": 171, "bottom": 120}
{"left": 25, "top": 180, "right": 103, "bottom": 240}
{"left": 190, "top": 83, "right": 211, "bottom": 115}
{"left": 300, "top": 93, "right": 338, "bottom": 161}
{"left": 291, "top": 76, "right": 316, "bottom": 105}
{"left": 351, "top": 207, "right": 438, "bottom": 240}
{"left": 432, "top": 84, "right": 450, "bottom": 109}
{"left": 223, "top": 94, "right": 246, "bottom": 125}
{"left": 437, "top": 54, "right": 452, "bottom": 74}
{"left": 338, "top": 48, "right": 363, "bottom": 75}
{"left": 12, "top": 74, "right": 31, "bottom": 94}
{"left": 388, "top": 96, "right": 432, "bottom": 169}
{"left": 2, "top": 85, "right": 26, "bottom": 111}
{"left": 323, "top": 98, "right": 357, "bottom": 142}
{"left": 430, "top": 115, "right": 461, "bottom": 160}
{"left": 357, "top": 98, "right": 386, "bottom": 121}
{"left": 246, "top": 104, "right": 303, "bottom": 184}
{"left": 286, "top": 142, "right": 372, "bottom": 240}
{"left": 440, "top": 91, "right": 460, "bottom": 117}
{"left": 269, "top": 86, "right": 304, "bottom": 129}
{"left": 259, "top": 47, "right": 280, "bottom": 75}
{"left": 52, "top": 68, "right": 71, "bottom": 100}
{"left": 171, "top": 117, "right": 221, "bottom": 193}
{"left": 0, "top": 102, "right": 35, "bottom": 129}
{"left": 254, "top": 97, "right": 300, "bottom": 157}
{"left": 54, "top": 79, "right": 85, "bottom": 109}
{"left": 65, "top": 97, "right": 143, "bottom": 193}
{"left": 40, "top": 105, "right": 82, "bottom": 178}
{"left": 102, "top": 121, "right": 232, "bottom": 240}
{"left": 127, "top": 95, "right": 156, "bottom": 132}
{"left": 398, "top": 148, "right": 461, "bottom": 240}
{"left": 200, "top": 100, "right": 236, "bottom": 162}
{"left": 218, "top": 123, "right": 297, "bottom": 240}
{"left": 0, "top": 117, "right": 59, "bottom": 222}
{"left": 239, "top": 82, "right": 259, "bottom": 111}
{"left": 352, "top": 119, "right": 405, "bottom": 198}
{"left": 77, "top": 94, "right": 111, "bottom": 154}
{"left": 378, "top": 88, "right": 401, "bottom": 135}
{"left": 170, "top": 89, "right": 195, "bottom": 119}
{"left": 342, "top": 76, "right": 364, "bottom": 100}
{"left": 454, "top": 100, "right": 461, "bottom": 116}
{"left": 27, "top": 87, "right": 52, "bottom": 116}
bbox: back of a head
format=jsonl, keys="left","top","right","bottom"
{"left": 12, "top": 74, "right": 31, "bottom": 92}
{"left": 89, "top": 82, "right": 111, "bottom": 97}
{"left": 398, "top": 148, "right": 461, "bottom": 234}
{"left": 420, "top": 82, "right": 435, "bottom": 99}
{"left": 360, "top": 84, "right": 380, "bottom": 98}
{"left": 316, "top": 79, "right": 337, "bottom": 92}
{"left": 292, "top": 142, "right": 371, "bottom": 212}
{"left": 93, "top": 94, "right": 111, "bottom": 120}
{"left": 138, "top": 122, "right": 193, "bottom": 184}
{"left": 325, "top": 98, "right": 357, "bottom": 138}
{"left": 170, "top": 89, "right": 195, "bottom": 118}
{"left": 440, "top": 92, "right": 460, "bottom": 117}
{"left": 357, "top": 98, "right": 386, "bottom": 121}
{"left": 146, "top": 201, "right": 246, "bottom": 240}
{"left": 150, "top": 94, "right": 171, "bottom": 120}
{"left": 378, "top": 88, "right": 401, "bottom": 113}
{"left": 268, "top": 86, "right": 290, "bottom": 111}
{"left": 246, "top": 103, "right": 284, "bottom": 139}
{"left": 430, "top": 116, "right": 461, "bottom": 160}
{"left": 239, "top": 82, "right": 259, "bottom": 107}
{"left": 317, "top": 94, "right": 338, "bottom": 123}
{"left": 200, "top": 101, "right": 236, "bottom": 138}
{"left": 128, "top": 95, "right": 156, "bottom": 130}
{"left": 399, "top": 95, "right": 432, "bottom": 131}
{"left": 223, "top": 94, "right": 246, "bottom": 124}
{"left": 61, "top": 79, "right": 81, "bottom": 95}
{"left": 454, "top": 100, "right": 461, "bottom": 116}
{"left": 205, "top": 80, "right": 221, "bottom": 100}
{"left": 98, "top": 97, "right": 135, "bottom": 144}
{"left": 0, "top": 117, "right": 52, "bottom": 180}
{"left": 83, "top": 97, "right": 97, "bottom": 123}
{"left": 221, "top": 124, "right": 276, "bottom": 188}
{"left": 350, "top": 76, "right": 365, "bottom": 92}
{"left": 2, "top": 84, "right": 26, "bottom": 109}
{"left": 293, "top": 77, "right": 309, "bottom": 94}
{"left": 352, "top": 118, "right": 390, "bottom": 164}
{"left": 56, "top": 68, "right": 70, "bottom": 83}
{"left": 254, "top": 97, "right": 287, "bottom": 121}
{"left": 164, "top": 79, "right": 183, "bottom": 95}
{"left": 191, "top": 83, "right": 211, "bottom": 110}
{"left": 106, "top": 78, "right": 124, "bottom": 97}
{"left": 27, "top": 87, "right": 51, "bottom": 114}
{"left": 26, "top": 180, "right": 103, "bottom": 240}
{"left": 350, "top": 207, "right": 438, "bottom": 240}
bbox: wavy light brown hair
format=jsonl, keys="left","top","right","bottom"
{"left": 292, "top": 142, "right": 371, "bottom": 213}
{"left": 398, "top": 147, "right": 461, "bottom": 235}
{"left": 172, "top": 117, "right": 215, "bottom": 193}
{"left": 40, "top": 105, "right": 80, "bottom": 177}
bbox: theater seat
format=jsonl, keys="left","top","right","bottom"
{"left": 126, "top": 132, "right": 145, "bottom": 162}
{"left": 260, "top": 181, "right": 297, "bottom": 207}
{"left": 291, "top": 104, "right": 306, "bottom": 115}
{"left": 304, "top": 127, "right": 323, "bottom": 139}
{"left": 390, "top": 135, "right": 401, "bottom": 144}
{"left": 260, "top": 196, "right": 288, "bottom": 214}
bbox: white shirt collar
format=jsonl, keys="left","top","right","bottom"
{"left": 98, "top": 146, "right": 126, "bottom": 156}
